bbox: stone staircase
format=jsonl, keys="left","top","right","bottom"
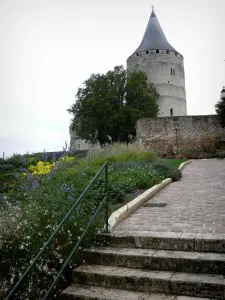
{"left": 62, "top": 232, "right": 225, "bottom": 299}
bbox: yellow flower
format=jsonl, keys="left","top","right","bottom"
{"left": 28, "top": 160, "right": 56, "bottom": 175}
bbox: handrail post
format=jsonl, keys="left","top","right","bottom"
{"left": 105, "top": 163, "right": 109, "bottom": 233}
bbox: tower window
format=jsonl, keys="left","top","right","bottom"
{"left": 170, "top": 108, "right": 173, "bottom": 116}
{"left": 156, "top": 49, "right": 159, "bottom": 53}
{"left": 146, "top": 50, "right": 149, "bottom": 54}
{"left": 175, "top": 52, "right": 177, "bottom": 56}
{"left": 136, "top": 53, "right": 139, "bottom": 56}
{"left": 167, "top": 50, "right": 169, "bottom": 54}
{"left": 171, "top": 68, "right": 175, "bottom": 75}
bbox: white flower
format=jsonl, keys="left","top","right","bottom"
{"left": 19, "top": 244, "right": 25, "bottom": 250}
{"left": 43, "top": 265, "right": 48, "bottom": 271}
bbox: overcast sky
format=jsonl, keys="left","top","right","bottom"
{"left": 0, "top": 0, "right": 225, "bottom": 157}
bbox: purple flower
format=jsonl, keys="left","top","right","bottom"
{"left": 31, "top": 179, "right": 39, "bottom": 191}
{"left": 135, "top": 190, "right": 140, "bottom": 196}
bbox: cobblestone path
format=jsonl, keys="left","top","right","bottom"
{"left": 113, "top": 160, "right": 225, "bottom": 237}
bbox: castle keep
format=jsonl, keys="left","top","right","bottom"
{"left": 127, "top": 8, "right": 187, "bottom": 117}
{"left": 70, "top": 7, "right": 224, "bottom": 153}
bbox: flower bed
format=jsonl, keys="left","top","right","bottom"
{"left": 0, "top": 145, "right": 182, "bottom": 299}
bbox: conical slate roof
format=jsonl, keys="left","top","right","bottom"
{"left": 134, "top": 9, "right": 177, "bottom": 54}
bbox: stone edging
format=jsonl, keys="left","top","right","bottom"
{"left": 108, "top": 160, "right": 192, "bottom": 231}
{"left": 178, "top": 159, "right": 192, "bottom": 171}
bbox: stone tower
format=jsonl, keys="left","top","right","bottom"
{"left": 127, "top": 8, "right": 187, "bottom": 117}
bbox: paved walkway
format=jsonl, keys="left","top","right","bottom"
{"left": 113, "top": 160, "right": 225, "bottom": 237}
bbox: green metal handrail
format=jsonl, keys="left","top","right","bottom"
{"left": 6, "top": 161, "right": 109, "bottom": 299}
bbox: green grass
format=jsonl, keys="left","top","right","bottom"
{"left": 166, "top": 158, "right": 186, "bottom": 168}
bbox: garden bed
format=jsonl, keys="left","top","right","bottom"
{"left": 0, "top": 145, "right": 183, "bottom": 299}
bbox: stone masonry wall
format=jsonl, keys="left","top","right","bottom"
{"left": 127, "top": 50, "right": 187, "bottom": 117}
{"left": 69, "top": 124, "right": 101, "bottom": 151}
{"left": 136, "top": 115, "right": 225, "bottom": 154}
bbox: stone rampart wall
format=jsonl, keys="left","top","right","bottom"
{"left": 136, "top": 115, "right": 225, "bottom": 154}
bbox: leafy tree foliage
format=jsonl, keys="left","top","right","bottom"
{"left": 215, "top": 96, "right": 225, "bottom": 128}
{"left": 68, "top": 66, "right": 159, "bottom": 145}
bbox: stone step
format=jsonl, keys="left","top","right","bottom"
{"left": 84, "top": 247, "right": 225, "bottom": 274}
{"left": 62, "top": 284, "right": 214, "bottom": 300}
{"left": 72, "top": 265, "right": 225, "bottom": 299}
{"left": 97, "top": 232, "right": 225, "bottom": 253}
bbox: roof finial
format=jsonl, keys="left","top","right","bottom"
{"left": 150, "top": 5, "right": 156, "bottom": 17}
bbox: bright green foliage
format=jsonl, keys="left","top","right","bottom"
{"left": 68, "top": 66, "right": 159, "bottom": 145}
{"left": 165, "top": 159, "right": 185, "bottom": 169}
{"left": 215, "top": 97, "right": 225, "bottom": 128}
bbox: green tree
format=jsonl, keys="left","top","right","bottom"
{"left": 68, "top": 66, "right": 159, "bottom": 145}
{"left": 122, "top": 71, "right": 159, "bottom": 142}
{"left": 215, "top": 95, "right": 225, "bottom": 128}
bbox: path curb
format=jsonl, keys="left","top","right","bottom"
{"left": 178, "top": 159, "right": 192, "bottom": 171}
{"left": 108, "top": 160, "right": 192, "bottom": 231}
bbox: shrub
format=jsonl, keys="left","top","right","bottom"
{"left": 151, "top": 159, "right": 182, "bottom": 181}
{"left": 216, "top": 150, "right": 225, "bottom": 159}
{"left": 0, "top": 164, "right": 15, "bottom": 172}
{"left": 5, "top": 154, "right": 24, "bottom": 169}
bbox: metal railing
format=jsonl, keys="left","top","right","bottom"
{"left": 6, "top": 161, "right": 109, "bottom": 299}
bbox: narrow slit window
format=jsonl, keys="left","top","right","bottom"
{"left": 171, "top": 68, "right": 173, "bottom": 75}
{"left": 170, "top": 108, "right": 173, "bottom": 116}
{"left": 146, "top": 50, "right": 149, "bottom": 54}
{"left": 173, "top": 69, "right": 175, "bottom": 75}
{"left": 167, "top": 50, "right": 169, "bottom": 54}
